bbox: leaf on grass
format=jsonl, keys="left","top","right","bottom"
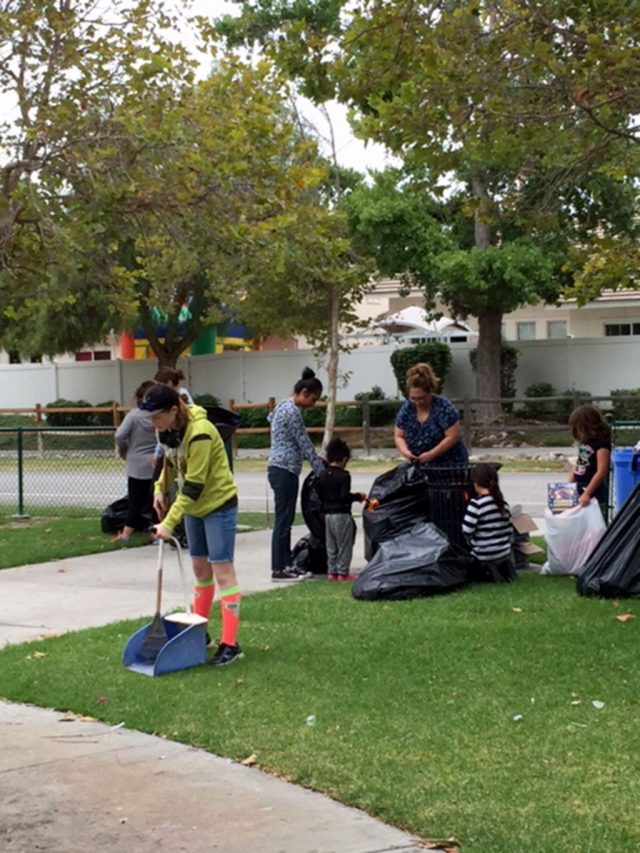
{"left": 423, "top": 838, "right": 460, "bottom": 850}
{"left": 615, "top": 613, "right": 634, "bottom": 622}
{"left": 95, "top": 696, "right": 108, "bottom": 704}
{"left": 570, "top": 700, "right": 581, "bottom": 705}
{"left": 240, "top": 753, "right": 257, "bottom": 766}
{"left": 512, "top": 607, "right": 523, "bottom": 613}
{"left": 592, "top": 700, "right": 605, "bottom": 710}
{"left": 30, "top": 651, "right": 47, "bottom": 659}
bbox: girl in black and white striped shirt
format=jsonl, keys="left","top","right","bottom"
{"left": 462, "top": 464, "right": 516, "bottom": 583}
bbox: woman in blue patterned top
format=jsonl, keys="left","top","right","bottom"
{"left": 394, "top": 363, "right": 468, "bottom": 467}
{"left": 268, "top": 368, "right": 325, "bottom": 581}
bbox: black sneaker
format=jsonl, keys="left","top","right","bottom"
{"left": 271, "top": 567, "right": 301, "bottom": 582}
{"left": 205, "top": 632, "right": 217, "bottom": 649}
{"left": 209, "top": 642, "right": 243, "bottom": 666}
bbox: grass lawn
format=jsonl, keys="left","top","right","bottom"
{"left": 0, "top": 573, "right": 637, "bottom": 852}
{"left": 0, "top": 511, "right": 297, "bottom": 570}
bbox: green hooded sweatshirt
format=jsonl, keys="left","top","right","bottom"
{"left": 155, "top": 405, "right": 237, "bottom": 533}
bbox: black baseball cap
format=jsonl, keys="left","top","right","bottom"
{"left": 139, "top": 384, "right": 181, "bottom": 412}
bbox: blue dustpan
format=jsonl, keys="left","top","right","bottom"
{"left": 123, "top": 612, "right": 208, "bottom": 676}
{"left": 123, "top": 539, "right": 207, "bottom": 676}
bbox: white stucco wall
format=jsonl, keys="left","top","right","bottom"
{"left": 1, "top": 337, "right": 639, "bottom": 409}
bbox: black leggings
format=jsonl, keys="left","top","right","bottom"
{"left": 125, "top": 476, "right": 155, "bottom": 531}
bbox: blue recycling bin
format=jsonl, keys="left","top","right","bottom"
{"left": 612, "top": 448, "right": 640, "bottom": 511}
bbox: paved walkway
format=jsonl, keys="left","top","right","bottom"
{"left": 0, "top": 523, "right": 427, "bottom": 853}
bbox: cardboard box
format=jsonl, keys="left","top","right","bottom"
{"left": 511, "top": 511, "right": 543, "bottom": 569}
{"left": 547, "top": 482, "right": 578, "bottom": 514}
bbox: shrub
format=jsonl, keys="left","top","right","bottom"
{"left": 235, "top": 404, "right": 271, "bottom": 449}
{"left": 557, "top": 390, "right": 592, "bottom": 424}
{"left": 354, "top": 386, "right": 400, "bottom": 426}
{"left": 193, "top": 393, "right": 221, "bottom": 408}
{"left": 45, "top": 399, "right": 94, "bottom": 426}
{"left": 390, "top": 342, "right": 452, "bottom": 398}
{"left": 93, "top": 400, "right": 119, "bottom": 426}
{"left": 301, "top": 400, "right": 326, "bottom": 429}
{"left": 469, "top": 342, "right": 519, "bottom": 411}
{"left": 610, "top": 388, "right": 640, "bottom": 421}
{"left": 523, "top": 383, "right": 555, "bottom": 420}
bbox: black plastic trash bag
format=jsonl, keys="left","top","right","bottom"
{"left": 353, "top": 522, "right": 473, "bottom": 601}
{"left": 577, "top": 483, "right": 640, "bottom": 598}
{"left": 363, "top": 462, "right": 474, "bottom": 558}
{"left": 301, "top": 470, "right": 326, "bottom": 542}
{"left": 363, "top": 463, "right": 430, "bottom": 557}
{"left": 101, "top": 497, "right": 153, "bottom": 534}
{"left": 291, "top": 533, "right": 328, "bottom": 575}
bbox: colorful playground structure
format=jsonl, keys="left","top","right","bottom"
{"left": 119, "top": 319, "right": 259, "bottom": 360}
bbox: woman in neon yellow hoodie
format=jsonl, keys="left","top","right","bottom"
{"left": 142, "top": 384, "right": 242, "bottom": 667}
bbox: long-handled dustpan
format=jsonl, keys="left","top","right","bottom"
{"left": 123, "top": 538, "right": 208, "bottom": 676}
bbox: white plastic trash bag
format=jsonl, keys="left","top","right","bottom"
{"left": 541, "top": 500, "right": 606, "bottom": 576}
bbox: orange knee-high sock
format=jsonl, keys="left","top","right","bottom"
{"left": 193, "top": 578, "right": 215, "bottom": 620}
{"left": 219, "top": 585, "right": 241, "bottom": 646}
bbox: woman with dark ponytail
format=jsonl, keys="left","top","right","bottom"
{"left": 267, "top": 367, "right": 325, "bottom": 581}
{"left": 462, "top": 464, "right": 515, "bottom": 582}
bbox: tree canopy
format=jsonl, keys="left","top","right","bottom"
{"left": 220, "top": 0, "right": 640, "bottom": 410}
{"left": 0, "top": 2, "right": 370, "bottom": 366}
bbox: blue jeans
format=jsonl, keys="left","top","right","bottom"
{"left": 184, "top": 506, "right": 238, "bottom": 563}
{"left": 268, "top": 466, "right": 299, "bottom": 572}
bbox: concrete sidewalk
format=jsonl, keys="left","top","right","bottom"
{"left": 0, "top": 525, "right": 426, "bottom": 853}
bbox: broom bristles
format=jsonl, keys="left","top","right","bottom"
{"left": 137, "top": 614, "right": 167, "bottom": 662}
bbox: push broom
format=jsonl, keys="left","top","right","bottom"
{"left": 137, "top": 454, "right": 169, "bottom": 661}
{"left": 136, "top": 539, "right": 168, "bottom": 662}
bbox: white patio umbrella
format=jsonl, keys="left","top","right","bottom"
{"left": 371, "top": 307, "right": 477, "bottom": 338}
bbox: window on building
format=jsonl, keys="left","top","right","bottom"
{"left": 547, "top": 320, "right": 567, "bottom": 339}
{"left": 516, "top": 322, "right": 536, "bottom": 341}
{"left": 605, "top": 322, "right": 640, "bottom": 337}
{"left": 75, "top": 350, "right": 112, "bottom": 361}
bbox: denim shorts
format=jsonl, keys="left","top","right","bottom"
{"left": 184, "top": 506, "right": 237, "bottom": 563}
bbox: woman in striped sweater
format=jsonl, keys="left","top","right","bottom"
{"left": 462, "top": 464, "right": 516, "bottom": 583}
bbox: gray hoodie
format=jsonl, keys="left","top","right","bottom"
{"left": 115, "top": 408, "right": 157, "bottom": 480}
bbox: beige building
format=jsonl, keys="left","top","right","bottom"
{"left": 355, "top": 279, "right": 640, "bottom": 343}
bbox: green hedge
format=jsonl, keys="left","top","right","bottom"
{"left": 610, "top": 388, "right": 640, "bottom": 421}
{"left": 390, "top": 343, "right": 452, "bottom": 398}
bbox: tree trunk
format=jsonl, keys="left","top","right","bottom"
{"left": 475, "top": 309, "right": 504, "bottom": 423}
{"left": 322, "top": 286, "right": 340, "bottom": 450}
{"left": 471, "top": 175, "right": 503, "bottom": 422}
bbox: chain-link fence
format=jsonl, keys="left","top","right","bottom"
{"left": 0, "top": 427, "right": 126, "bottom": 518}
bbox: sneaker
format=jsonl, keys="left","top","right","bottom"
{"left": 271, "top": 568, "right": 301, "bottom": 582}
{"left": 209, "top": 642, "right": 243, "bottom": 666}
{"left": 327, "top": 574, "right": 339, "bottom": 581}
{"left": 292, "top": 566, "right": 314, "bottom": 580}
{"left": 205, "top": 632, "right": 217, "bottom": 649}
{"left": 338, "top": 574, "right": 358, "bottom": 582}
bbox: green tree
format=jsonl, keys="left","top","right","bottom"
{"left": 219, "top": 0, "right": 640, "bottom": 417}
{"left": 1, "top": 32, "right": 368, "bottom": 370}
{"left": 0, "top": 0, "right": 200, "bottom": 349}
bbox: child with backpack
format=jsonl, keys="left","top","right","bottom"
{"left": 567, "top": 405, "right": 611, "bottom": 515}
{"left": 462, "top": 464, "right": 516, "bottom": 583}
{"left": 315, "top": 438, "right": 365, "bottom": 581}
